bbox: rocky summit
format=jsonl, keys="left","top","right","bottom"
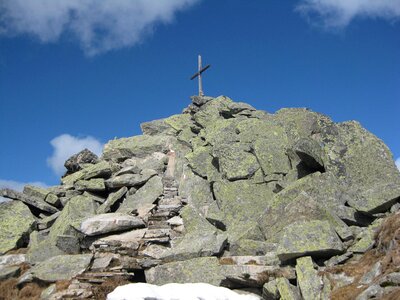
{"left": 1, "top": 95, "right": 400, "bottom": 300}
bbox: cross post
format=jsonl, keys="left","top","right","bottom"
{"left": 190, "top": 55, "right": 210, "bottom": 96}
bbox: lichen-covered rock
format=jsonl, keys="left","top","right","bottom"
{"left": 27, "top": 195, "right": 97, "bottom": 263}
{"left": 103, "top": 135, "right": 170, "bottom": 161}
{"left": 80, "top": 213, "right": 145, "bottom": 236}
{"left": 105, "top": 169, "right": 157, "bottom": 189}
{"left": 0, "top": 188, "right": 59, "bottom": 214}
{"left": 178, "top": 166, "right": 215, "bottom": 215}
{"left": 96, "top": 186, "right": 128, "bottom": 214}
{"left": 0, "top": 201, "right": 35, "bottom": 254}
{"left": 145, "top": 257, "right": 225, "bottom": 286}
{"left": 117, "top": 175, "right": 163, "bottom": 215}
{"left": 213, "top": 143, "right": 259, "bottom": 180}
{"left": 75, "top": 178, "right": 106, "bottom": 192}
{"left": 277, "top": 220, "right": 344, "bottom": 261}
{"left": 61, "top": 160, "right": 112, "bottom": 185}
{"left": 64, "top": 148, "right": 99, "bottom": 174}
{"left": 275, "top": 277, "right": 301, "bottom": 300}
{"left": 161, "top": 204, "right": 227, "bottom": 262}
{"left": 28, "top": 254, "right": 93, "bottom": 282}
{"left": 213, "top": 180, "right": 274, "bottom": 243}
{"left": 295, "top": 256, "right": 323, "bottom": 299}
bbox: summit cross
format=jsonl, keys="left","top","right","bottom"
{"left": 190, "top": 55, "right": 210, "bottom": 97}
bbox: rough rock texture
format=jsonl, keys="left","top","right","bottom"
{"left": 0, "top": 201, "right": 35, "bottom": 254}
{"left": 1, "top": 95, "right": 400, "bottom": 300}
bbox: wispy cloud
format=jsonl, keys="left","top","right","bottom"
{"left": 0, "top": 0, "right": 199, "bottom": 56}
{"left": 396, "top": 158, "right": 400, "bottom": 172}
{"left": 296, "top": 0, "right": 400, "bottom": 28}
{"left": 47, "top": 134, "right": 103, "bottom": 176}
{"left": 0, "top": 179, "right": 48, "bottom": 202}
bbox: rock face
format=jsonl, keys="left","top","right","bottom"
{"left": 1, "top": 95, "right": 400, "bottom": 299}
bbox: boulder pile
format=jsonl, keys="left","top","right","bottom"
{"left": 1, "top": 95, "right": 400, "bottom": 299}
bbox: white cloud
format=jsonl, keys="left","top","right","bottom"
{"left": 0, "top": 179, "right": 48, "bottom": 202}
{"left": 297, "top": 0, "right": 400, "bottom": 28}
{"left": 396, "top": 158, "right": 400, "bottom": 172}
{"left": 0, "top": 0, "right": 199, "bottom": 56}
{"left": 47, "top": 134, "right": 103, "bottom": 176}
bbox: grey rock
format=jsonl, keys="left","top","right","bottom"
{"left": 29, "top": 254, "right": 93, "bottom": 282}
{"left": 64, "top": 149, "right": 99, "bottom": 174}
{"left": 0, "top": 254, "right": 26, "bottom": 266}
{"left": 1, "top": 188, "right": 59, "bottom": 214}
{"left": 295, "top": 256, "right": 323, "bottom": 300}
{"left": 0, "top": 265, "right": 21, "bottom": 280}
{"left": 145, "top": 257, "right": 225, "bottom": 286}
{"left": 105, "top": 169, "right": 157, "bottom": 189}
{"left": 0, "top": 201, "right": 36, "bottom": 254}
{"left": 275, "top": 277, "right": 301, "bottom": 300}
{"left": 80, "top": 213, "right": 145, "bottom": 236}
{"left": 37, "top": 211, "right": 61, "bottom": 230}
{"left": 96, "top": 186, "right": 128, "bottom": 214}
{"left": 263, "top": 279, "right": 279, "bottom": 300}
{"left": 355, "top": 284, "right": 384, "bottom": 300}
{"left": 117, "top": 175, "right": 163, "bottom": 215}
{"left": 277, "top": 220, "right": 344, "bottom": 261}
{"left": 360, "top": 262, "right": 382, "bottom": 285}
{"left": 75, "top": 178, "right": 106, "bottom": 192}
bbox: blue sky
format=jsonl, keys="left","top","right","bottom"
{"left": 0, "top": 0, "right": 399, "bottom": 189}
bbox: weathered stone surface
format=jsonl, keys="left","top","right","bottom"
{"left": 293, "top": 138, "right": 325, "bottom": 171}
{"left": 75, "top": 178, "right": 106, "bottom": 192}
{"left": 213, "top": 180, "right": 274, "bottom": 243}
{"left": 0, "top": 265, "right": 20, "bottom": 280}
{"left": 122, "top": 152, "right": 167, "bottom": 174}
{"left": 89, "top": 229, "right": 146, "bottom": 254}
{"left": 0, "top": 254, "right": 26, "bottom": 266}
{"left": 64, "top": 149, "right": 99, "bottom": 174}
{"left": 145, "top": 257, "right": 225, "bottom": 286}
{"left": 103, "top": 135, "right": 170, "bottom": 161}
{"left": 61, "top": 161, "right": 112, "bottom": 185}
{"left": 332, "top": 121, "right": 400, "bottom": 192}
{"left": 161, "top": 204, "right": 227, "bottom": 262}
{"left": 29, "top": 254, "right": 93, "bottom": 282}
{"left": 27, "top": 195, "right": 97, "bottom": 263}
{"left": 193, "top": 96, "right": 233, "bottom": 128}
{"left": 221, "top": 265, "right": 295, "bottom": 288}
{"left": 348, "top": 183, "right": 400, "bottom": 214}
{"left": 117, "top": 175, "right": 163, "bottom": 215}
{"left": 178, "top": 166, "right": 215, "bottom": 215}
{"left": 80, "top": 213, "right": 145, "bottom": 236}
{"left": 0, "top": 201, "right": 35, "bottom": 254}
{"left": 349, "top": 219, "right": 383, "bottom": 253}
{"left": 97, "top": 186, "right": 128, "bottom": 214}
{"left": 275, "top": 277, "right": 301, "bottom": 300}
{"left": 37, "top": 211, "right": 61, "bottom": 230}
{"left": 263, "top": 279, "right": 279, "bottom": 300}
{"left": 213, "top": 143, "right": 259, "bottom": 180}
{"left": 140, "top": 119, "right": 176, "bottom": 136}
{"left": 295, "top": 256, "right": 323, "bottom": 300}
{"left": 277, "top": 220, "right": 344, "bottom": 261}
{"left": 23, "top": 185, "right": 49, "bottom": 200}
{"left": 0, "top": 188, "right": 59, "bottom": 214}
{"left": 105, "top": 169, "right": 157, "bottom": 189}
{"left": 185, "top": 146, "right": 214, "bottom": 179}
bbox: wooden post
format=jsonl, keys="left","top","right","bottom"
{"left": 198, "top": 55, "right": 203, "bottom": 96}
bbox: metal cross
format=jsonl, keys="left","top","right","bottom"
{"left": 190, "top": 55, "right": 210, "bottom": 97}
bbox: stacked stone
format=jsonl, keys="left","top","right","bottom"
{"left": 1, "top": 95, "right": 400, "bottom": 299}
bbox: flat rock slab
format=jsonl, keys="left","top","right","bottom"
{"left": 0, "top": 254, "right": 26, "bottom": 266}
{"left": 0, "top": 201, "right": 35, "bottom": 254}
{"left": 0, "top": 265, "right": 21, "bottom": 280}
{"left": 145, "top": 257, "right": 225, "bottom": 286}
{"left": 80, "top": 213, "right": 145, "bottom": 236}
{"left": 277, "top": 220, "right": 344, "bottom": 261}
{"left": 1, "top": 188, "right": 58, "bottom": 214}
{"left": 29, "top": 254, "right": 93, "bottom": 282}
